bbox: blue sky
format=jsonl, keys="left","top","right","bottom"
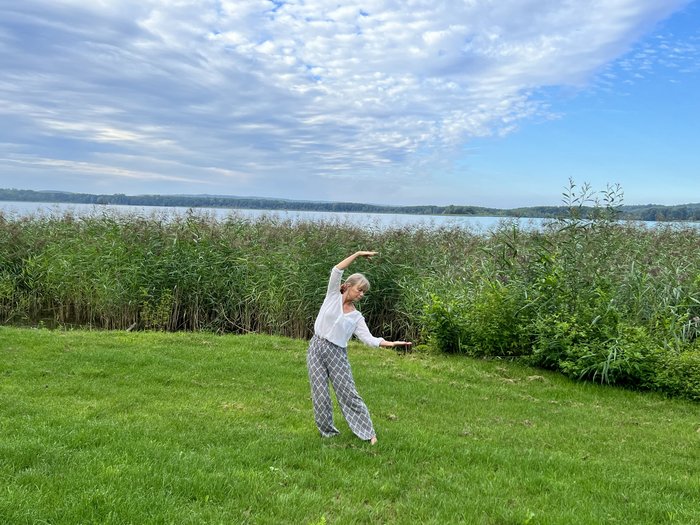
{"left": 0, "top": 0, "right": 698, "bottom": 208}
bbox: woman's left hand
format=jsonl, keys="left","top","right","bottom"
{"left": 382, "top": 341, "right": 412, "bottom": 348}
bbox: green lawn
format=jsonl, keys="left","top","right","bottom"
{"left": 1, "top": 327, "right": 698, "bottom": 524}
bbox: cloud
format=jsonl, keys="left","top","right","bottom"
{"left": 0, "top": 0, "right": 692, "bottom": 201}
{"left": 601, "top": 30, "right": 700, "bottom": 88}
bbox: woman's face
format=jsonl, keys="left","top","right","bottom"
{"left": 345, "top": 284, "right": 366, "bottom": 302}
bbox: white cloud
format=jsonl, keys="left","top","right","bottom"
{"left": 0, "top": 0, "right": 693, "bottom": 201}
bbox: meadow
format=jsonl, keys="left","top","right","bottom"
{"left": 1, "top": 327, "right": 698, "bottom": 524}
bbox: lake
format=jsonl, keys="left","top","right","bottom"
{"left": 2, "top": 200, "right": 697, "bottom": 232}
{"left": 0, "top": 200, "right": 549, "bottom": 231}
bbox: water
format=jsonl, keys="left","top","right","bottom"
{"left": 2, "top": 200, "right": 697, "bottom": 232}
{"left": 0, "top": 200, "right": 548, "bottom": 231}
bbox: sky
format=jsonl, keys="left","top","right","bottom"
{"left": 1, "top": 0, "right": 698, "bottom": 208}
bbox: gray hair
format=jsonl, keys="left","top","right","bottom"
{"left": 341, "top": 273, "right": 370, "bottom": 293}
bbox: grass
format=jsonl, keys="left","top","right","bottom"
{"left": 1, "top": 326, "right": 698, "bottom": 524}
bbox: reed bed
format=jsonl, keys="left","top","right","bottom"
{"left": 0, "top": 208, "right": 458, "bottom": 340}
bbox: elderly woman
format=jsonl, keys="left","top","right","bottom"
{"left": 307, "top": 251, "right": 411, "bottom": 445}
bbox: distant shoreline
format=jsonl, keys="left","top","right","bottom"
{"left": 1, "top": 187, "right": 699, "bottom": 222}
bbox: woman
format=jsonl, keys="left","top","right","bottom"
{"left": 307, "top": 251, "right": 411, "bottom": 445}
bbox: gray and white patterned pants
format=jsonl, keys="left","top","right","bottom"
{"left": 306, "top": 335, "right": 375, "bottom": 440}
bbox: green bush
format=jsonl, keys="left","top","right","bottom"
{"left": 422, "top": 292, "right": 471, "bottom": 354}
{"left": 650, "top": 346, "right": 700, "bottom": 401}
{"left": 554, "top": 324, "right": 656, "bottom": 386}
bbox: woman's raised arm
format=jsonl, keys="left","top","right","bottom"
{"left": 335, "top": 251, "right": 378, "bottom": 271}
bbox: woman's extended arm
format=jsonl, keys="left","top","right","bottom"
{"left": 379, "top": 340, "right": 413, "bottom": 348}
{"left": 354, "top": 316, "right": 412, "bottom": 349}
{"left": 335, "top": 251, "right": 378, "bottom": 271}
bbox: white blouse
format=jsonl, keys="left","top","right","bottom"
{"left": 313, "top": 267, "right": 384, "bottom": 348}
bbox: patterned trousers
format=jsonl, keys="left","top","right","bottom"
{"left": 306, "top": 335, "right": 376, "bottom": 440}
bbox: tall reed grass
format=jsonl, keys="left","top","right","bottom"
{"left": 0, "top": 209, "right": 455, "bottom": 341}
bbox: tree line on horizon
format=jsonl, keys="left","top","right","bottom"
{"left": 2, "top": 187, "right": 700, "bottom": 222}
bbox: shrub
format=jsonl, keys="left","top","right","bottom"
{"left": 650, "top": 346, "right": 700, "bottom": 401}
{"left": 422, "top": 292, "right": 471, "bottom": 354}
